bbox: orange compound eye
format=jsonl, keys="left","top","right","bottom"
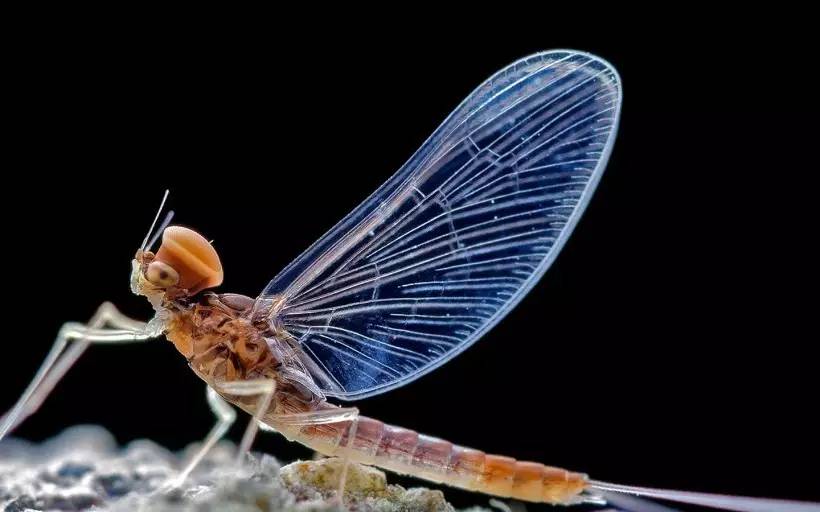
{"left": 154, "top": 226, "right": 223, "bottom": 295}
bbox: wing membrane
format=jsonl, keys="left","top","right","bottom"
{"left": 260, "top": 50, "right": 622, "bottom": 399}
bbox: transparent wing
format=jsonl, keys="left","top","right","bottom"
{"left": 260, "top": 50, "right": 622, "bottom": 400}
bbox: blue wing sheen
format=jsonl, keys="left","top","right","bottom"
{"left": 260, "top": 50, "right": 622, "bottom": 399}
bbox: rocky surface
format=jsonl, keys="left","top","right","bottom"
{"left": 0, "top": 425, "right": 494, "bottom": 512}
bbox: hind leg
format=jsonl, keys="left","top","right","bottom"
{"left": 336, "top": 411, "right": 360, "bottom": 502}
{"left": 0, "top": 302, "right": 154, "bottom": 441}
{"left": 214, "top": 396, "right": 360, "bottom": 502}
{"left": 268, "top": 406, "right": 360, "bottom": 502}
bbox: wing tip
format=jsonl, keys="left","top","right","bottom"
{"left": 526, "top": 48, "right": 623, "bottom": 112}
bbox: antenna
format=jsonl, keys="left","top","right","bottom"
{"left": 140, "top": 190, "right": 170, "bottom": 252}
{"left": 146, "top": 210, "right": 175, "bottom": 251}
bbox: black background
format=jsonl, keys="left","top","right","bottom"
{"left": 3, "top": 21, "right": 818, "bottom": 510}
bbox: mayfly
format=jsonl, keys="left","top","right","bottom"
{"left": 1, "top": 51, "right": 816, "bottom": 512}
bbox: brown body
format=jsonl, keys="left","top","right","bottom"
{"left": 163, "top": 292, "right": 588, "bottom": 505}
{"left": 165, "top": 293, "right": 275, "bottom": 382}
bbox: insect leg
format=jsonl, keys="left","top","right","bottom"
{"left": 0, "top": 302, "right": 153, "bottom": 441}
{"left": 213, "top": 379, "right": 277, "bottom": 464}
{"left": 267, "top": 406, "right": 360, "bottom": 502}
{"left": 267, "top": 406, "right": 359, "bottom": 426}
{"left": 166, "top": 386, "right": 237, "bottom": 488}
{"left": 169, "top": 380, "right": 304, "bottom": 489}
{"left": 336, "top": 410, "right": 359, "bottom": 502}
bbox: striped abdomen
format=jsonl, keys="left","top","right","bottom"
{"left": 269, "top": 410, "right": 588, "bottom": 505}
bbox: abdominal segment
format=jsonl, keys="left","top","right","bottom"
{"left": 269, "top": 410, "right": 588, "bottom": 505}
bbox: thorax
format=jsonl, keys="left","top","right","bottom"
{"left": 164, "top": 293, "right": 274, "bottom": 382}
{"left": 162, "top": 292, "right": 327, "bottom": 414}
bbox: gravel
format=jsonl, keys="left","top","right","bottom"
{"left": 0, "top": 425, "right": 494, "bottom": 512}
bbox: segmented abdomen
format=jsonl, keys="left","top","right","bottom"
{"left": 270, "top": 412, "right": 588, "bottom": 505}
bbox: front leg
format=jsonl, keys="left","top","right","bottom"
{"left": 0, "top": 302, "right": 156, "bottom": 441}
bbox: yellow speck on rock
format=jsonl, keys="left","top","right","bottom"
{"left": 280, "top": 458, "right": 457, "bottom": 511}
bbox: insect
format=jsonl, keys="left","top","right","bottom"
{"left": 1, "top": 50, "right": 816, "bottom": 512}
